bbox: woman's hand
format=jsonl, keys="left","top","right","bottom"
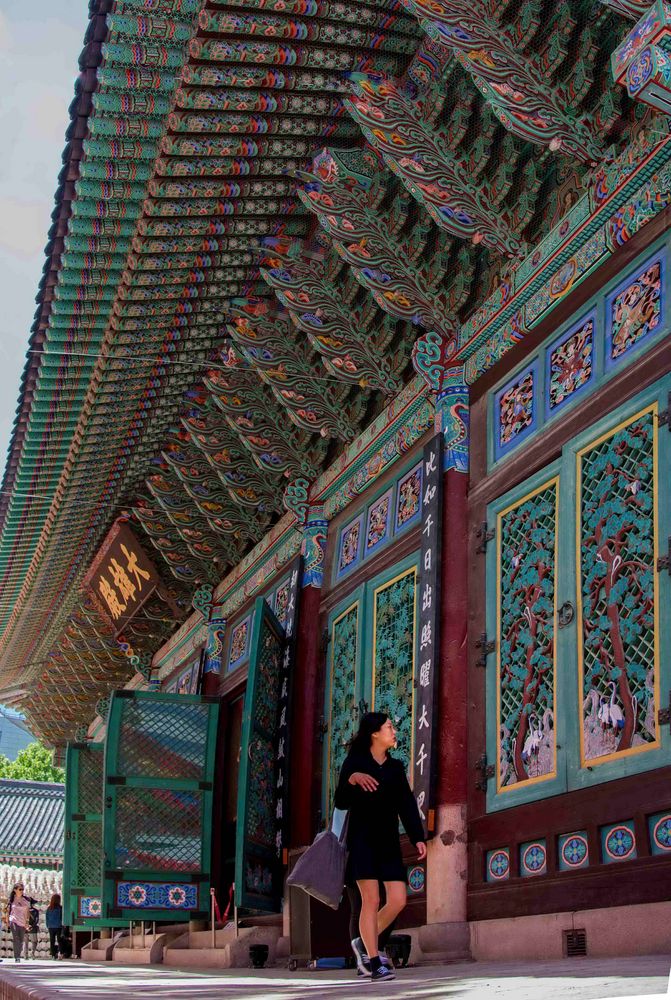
{"left": 416, "top": 841, "right": 427, "bottom": 860}
{"left": 348, "top": 771, "right": 379, "bottom": 792}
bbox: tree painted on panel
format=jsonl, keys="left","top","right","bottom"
{"left": 373, "top": 571, "right": 416, "bottom": 773}
{"left": 499, "top": 483, "right": 556, "bottom": 787}
{"left": 581, "top": 411, "right": 656, "bottom": 759}
{"left": 328, "top": 605, "right": 359, "bottom": 815}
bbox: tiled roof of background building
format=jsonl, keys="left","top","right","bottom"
{"left": 0, "top": 779, "right": 64, "bottom": 862}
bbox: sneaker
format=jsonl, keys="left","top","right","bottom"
{"left": 369, "top": 964, "right": 395, "bottom": 982}
{"left": 356, "top": 957, "right": 372, "bottom": 977}
{"left": 351, "top": 937, "right": 371, "bottom": 977}
{"left": 379, "top": 948, "right": 393, "bottom": 969}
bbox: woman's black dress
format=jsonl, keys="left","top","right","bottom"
{"left": 334, "top": 749, "right": 425, "bottom": 883}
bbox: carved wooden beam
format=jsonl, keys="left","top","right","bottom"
{"left": 297, "top": 147, "right": 459, "bottom": 365}
{"left": 346, "top": 72, "right": 525, "bottom": 256}
{"left": 398, "top": 0, "right": 603, "bottom": 161}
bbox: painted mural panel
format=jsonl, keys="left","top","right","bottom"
{"left": 546, "top": 312, "right": 595, "bottom": 417}
{"left": 395, "top": 463, "right": 421, "bottom": 531}
{"left": 337, "top": 514, "right": 363, "bottom": 576}
{"left": 373, "top": 568, "right": 416, "bottom": 773}
{"left": 606, "top": 256, "right": 663, "bottom": 367}
{"left": 497, "top": 479, "right": 558, "bottom": 791}
{"left": 494, "top": 362, "right": 538, "bottom": 459}
{"left": 578, "top": 407, "right": 658, "bottom": 765}
{"left": 366, "top": 489, "right": 393, "bottom": 553}
{"left": 327, "top": 602, "right": 359, "bottom": 816}
{"left": 228, "top": 614, "right": 251, "bottom": 670}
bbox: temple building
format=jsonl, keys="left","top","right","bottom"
{"left": 0, "top": 0, "right": 670, "bottom": 965}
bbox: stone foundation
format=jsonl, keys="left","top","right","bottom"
{"left": 470, "top": 899, "right": 671, "bottom": 961}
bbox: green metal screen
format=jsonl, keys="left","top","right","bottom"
{"left": 102, "top": 690, "right": 219, "bottom": 922}
{"left": 63, "top": 742, "right": 105, "bottom": 927}
{"left": 235, "top": 597, "right": 286, "bottom": 913}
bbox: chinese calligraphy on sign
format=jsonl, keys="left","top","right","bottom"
{"left": 412, "top": 435, "right": 443, "bottom": 839}
{"left": 84, "top": 523, "right": 160, "bottom": 635}
{"left": 273, "top": 557, "right": 302, "bottom": 863}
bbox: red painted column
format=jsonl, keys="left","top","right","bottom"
{"left": 289, "top": 583, "right": 323, "bottom": 847}
{"left": 289, "top": 508, "right": 328, "bottom": 848}
{"left": 423, "top": 369, "right": 470, "bottom": 954}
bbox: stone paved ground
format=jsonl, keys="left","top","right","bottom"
{"left": 0, "top": 955, "right": 669, "bottom": 999}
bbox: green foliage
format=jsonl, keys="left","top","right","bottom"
{"left": 0, "top": 742, "right": 64, "bottom": 783}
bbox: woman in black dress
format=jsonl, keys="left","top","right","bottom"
{"left": 335, "top": 711, "right": 426, "bottom": 983}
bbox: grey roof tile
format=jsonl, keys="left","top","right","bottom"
{"left": 0, "top": 779, "right": 64, "bottom": 859}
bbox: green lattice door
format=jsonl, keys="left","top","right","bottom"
{"left": 323, "top": 554, "right": 419, "bottom": 818}
{"left": 486, "top": 373, "right": 671, "bottom": 810}
{"left": 102, "top": 690, "right": 220, "bottom": 922}
{"left": 235, "top": 597, "right": 286, "bottom": 913}
{"left": 368, "top": 558, "right": 418, "bottom": 775}
{"left": 565, "top": 379, "right": 671, "bottom": 789}
{"left": 486, "top": 465, "right": 564, "bottom": 811}
{"left": 323, "top": 585, "right": 364, "bottom": 819}
{"left": 63, "top": 742, "right": 105, "bottom": 927}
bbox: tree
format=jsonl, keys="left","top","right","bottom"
{"left": 0, "top": 742, "right": 64, "bottom": 783}
{"left": 582, "top": 416, "right": 654, "bottom": 753}
{"left": 500, "top": 486, "right": 556, "bottom": 785}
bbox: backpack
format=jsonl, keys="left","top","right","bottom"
{"left": 28, "top": 907, "right": 39, "bottom": 932}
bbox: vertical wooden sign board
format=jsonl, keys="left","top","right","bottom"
{"left": 413, "top": 434, "right": 443, "bottom": 839}
{"left": 273, "top": 556, "right": 302, "bottom": 868}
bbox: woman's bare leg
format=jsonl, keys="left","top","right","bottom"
{"left": 377, "top": 880, "right": 406, "bottom": 936}
{"left": 356, "top": 879, "right": 380, "bottom": 960}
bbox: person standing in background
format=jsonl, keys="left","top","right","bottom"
{"left": 7, "top": 884, "right": 30, "bottom": 962}
{"left": 46, "top": 894, "right": 63, "bottom": 960}
{"left": 24, "top": 903, "right": 39, "bottom": 959}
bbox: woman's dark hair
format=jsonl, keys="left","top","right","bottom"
{"left": 349, "top": 712, "right": 389, "bottom": 755}
{"left": 48, "top": 894, "right": 61, "bottom": 910}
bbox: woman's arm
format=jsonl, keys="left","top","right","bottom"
{"left": 397, "top": 761, "right": 427, "bottom": 848}
{"left": 334, "top": 753, "right": 358, "bottom": 809}
{"left": 334, "top": 753, "right": 378, "bottom": 808}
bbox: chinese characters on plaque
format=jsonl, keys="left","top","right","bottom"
{"left": 273, "top": 556, "right": 302, "bottom": 862}
{"left": 412, "top": 435, "right": 443, "bottom": 838}
{"left": 84, "top": 523, "right": 160, "bottom": 636}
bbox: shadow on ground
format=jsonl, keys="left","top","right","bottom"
{"left": 0, "top": 955, "right": 668, "bottom": 1000}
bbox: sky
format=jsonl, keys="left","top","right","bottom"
{"left": 0, "top": 0, "right": 87, "bottom": 469}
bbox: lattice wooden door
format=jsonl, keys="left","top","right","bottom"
{"left": 486, "top": 373, "right": 671, "bottom": 811}
{"left": 102, "top": 690, "right": 219, "bottom": 922}
{"left": 63, "top": 742, "right": 105, "bottom": 927}
{"left": 235, "top": 597, "right": 287, "bottom": 913}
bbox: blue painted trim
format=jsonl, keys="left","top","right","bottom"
{"left": 605, "top": 250, "right": 666, "bottom": 372}
{"left": 364, "top": 487, "right": 394, "bottom": 556}
{"left": 544, "top": 309, "right": 597, "bottom": 422}
{"left": 394, "top": 461, "right": 423, "bottom": 536}
{"left": 488, "top": 235, "right": 671, "bottom": 472}
{"left": 227, "top": 613, "right": 253, "bottom": 672}
{"left": 493, "top": 359, "right": 539, "bottom": 462}
{"left": 335, "top": 512, "right": 365, "bottom": 580}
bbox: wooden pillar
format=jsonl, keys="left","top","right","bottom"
{"left": 422, "top": 367, "right": 471, "bottom": 957}
{"left": 289, "top": 507, "right": 328, "bottom": 847}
